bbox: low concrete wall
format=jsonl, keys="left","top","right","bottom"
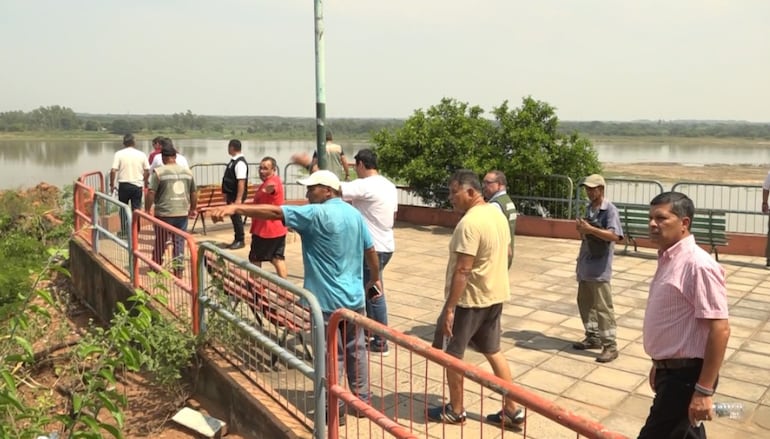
{"left": 69, "top": 238, "right": 309, "bottom": 438}
{"left": 398, "top": 205, "right": 768, "bottom": 258}
{"left": 69, "top": 238, "right": 134, "bottom": 323}
{"left": 195, "top": 350, "right": 310, "bottom": 439}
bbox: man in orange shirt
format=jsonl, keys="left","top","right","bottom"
{"left": 248, "top": 157, "right": 288, "bottom": 278}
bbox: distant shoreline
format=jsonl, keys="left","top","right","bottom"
{"left": 1, "top": 131, "right": 769, "bottom": 147}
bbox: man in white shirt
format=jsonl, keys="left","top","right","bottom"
{"left": 340, "top": 149, "right": 397, "bottom": 355}
{"left": 149, "top": 137, "right": 189, "bottom": 171}
{"left": 109, "top": 133, "right": 149, "bottom": 235}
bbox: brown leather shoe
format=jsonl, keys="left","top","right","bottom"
{"left": 596, "top": 347, "right": 619, "bottom": 363}
{"left": 572, "top": 338, "right": 602, "bottom": 350}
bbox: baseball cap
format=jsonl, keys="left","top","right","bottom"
{"left": 297, "top": 170, "right": 340, "bottom": 191}
{"left": 581, "top": 174, "right": 606, "bottom": 188}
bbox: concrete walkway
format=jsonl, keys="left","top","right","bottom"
{"left": 195, "top": 221, "right": 770, "bottom": 438}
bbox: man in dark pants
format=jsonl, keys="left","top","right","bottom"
{"left": 638, "top": 192, "right": 730, "bottom": 439}
{"left": 109, "top": 133, "right": 149, "bottom": 236}
{"left": 221, "top": 139, "right": 248, "bottom": 249}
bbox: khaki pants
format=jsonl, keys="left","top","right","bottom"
{"left": 577, "top": 280, "right": 617, "bottom": 348}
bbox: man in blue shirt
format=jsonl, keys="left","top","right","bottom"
{"left": 209, "top": 169, "right": 381, "bottom": 419}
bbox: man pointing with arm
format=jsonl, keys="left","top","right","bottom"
{"left": 209, "top": 169, "right": 380, "bottom": 422}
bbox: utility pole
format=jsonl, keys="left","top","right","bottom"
{"left": 314, "top": 0, "right": 327, "bottom": 171}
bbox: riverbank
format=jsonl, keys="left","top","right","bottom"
{"left": 603, "top": 162, "right": 768, "bottom": 185}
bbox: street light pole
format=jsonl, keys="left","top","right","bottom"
{"left": 313, "top": 0, "right": 327, "bottom": 171}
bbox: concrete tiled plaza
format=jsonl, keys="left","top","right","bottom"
{"left": 198, "top": 221, "right": 770, "bottom": 438}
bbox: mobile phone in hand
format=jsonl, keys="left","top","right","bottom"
{"left": 367, "top": 284, "right": 382, "bottom": 300}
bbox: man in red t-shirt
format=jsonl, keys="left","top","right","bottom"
{"left": 248, "top": 157, "right": 288, "bottom": 278}
{"left": 147, "top": 136, "right": 163, "bottom": 165}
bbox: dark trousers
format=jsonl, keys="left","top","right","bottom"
{"left": 638, "top": 365, "right": 706, "bottom": 439}
{"left": 118, "top": 183, "right": 143, "bottom": 235}
{"left": 226, "top": 195, "right": 244, "bottom": 242}
{"left": 152, "top": 216, "right": 188, "bottom": 270}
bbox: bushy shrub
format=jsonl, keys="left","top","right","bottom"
{"left": 374, "top": 96, "right": 601, "bottom": 207}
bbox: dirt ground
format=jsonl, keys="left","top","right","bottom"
{"left": 20, "top": 274, "right": 244, "bottom": 439}
{"left": 1, "top": 183, "right": 242, "bottom": 438}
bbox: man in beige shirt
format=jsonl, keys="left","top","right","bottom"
{"left": 427, "top": 169, "right": 524, "bottom": 429}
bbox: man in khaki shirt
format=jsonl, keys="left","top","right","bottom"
{"left": 427, "top": 169, "right": 524, "bottom": 429}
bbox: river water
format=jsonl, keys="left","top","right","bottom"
{"left": 1, "top": 138, "right": 769, "bottom": 190}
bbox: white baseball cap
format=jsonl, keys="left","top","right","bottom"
{"left": 297, "top": 170, "right": 341, "bottom": 191}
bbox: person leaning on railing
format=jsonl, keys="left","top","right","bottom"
{"left": 207, "top": 170, "right": 381, "bottom": 422}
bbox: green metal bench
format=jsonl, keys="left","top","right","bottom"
{"left": 617, "top": 204, "right": 728, "bottom": 260}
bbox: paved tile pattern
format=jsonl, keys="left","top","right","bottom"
{"left": 198, "top": 220, "right": 770, "bottom": 438}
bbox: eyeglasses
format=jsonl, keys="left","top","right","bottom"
{"left": 482, "top": 180, "right": 498, "bottom": 185}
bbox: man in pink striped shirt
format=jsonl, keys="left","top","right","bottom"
{"left": 638, "top": 192, "right": 730, "bottom": 439}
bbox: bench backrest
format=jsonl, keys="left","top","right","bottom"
{"left": 196, "top": 184, "right": 261, "bottom": 208}
{"left": 203, "top": 255, "right": 311, "bottom": 331}
{"left": 617, "top": 203, "right": 727, "bottom": 244}
{"left": 691, "top": 210, "right": 728, "bottom": 244}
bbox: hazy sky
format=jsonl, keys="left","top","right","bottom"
{"left": 2, "top": 0, "right": 769, "bottom": 121}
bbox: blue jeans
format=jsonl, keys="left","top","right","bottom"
{"left": 324, "top": 308, "right": 370, "bottom": 405}
{"left": 153, "top": 216, "right": 188, "bottom": 269}
{"left": 363, "top": 251, "right": 392, "bottom": 349}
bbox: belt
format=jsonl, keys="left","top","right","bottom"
{"left": 652, "top": 358, "right": 703, "bottom": 369}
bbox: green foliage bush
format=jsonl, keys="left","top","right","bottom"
{"left": 374, "top": 96, "right": 602, "bottom": 208}
{"left": 0, "top": 187, "right": 73, "bottom": 313}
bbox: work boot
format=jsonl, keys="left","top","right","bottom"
{"left": 572, "top": 337, "right": 602, "bottom": 350}
{"left": 596, "top": 346, "right": 619, "bottom": 363}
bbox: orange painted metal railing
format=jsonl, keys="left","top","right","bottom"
{"left": 77, "top": 170, "right": 105, "bottom": 194}
{"left": 74, "top": 171, "right": 104, "bottom": 241}
{"left": 73, "top": 180, "right": 95, "bottom": 240}
{"left": 326, "top": 308, "right": 629, "bottom": 439}
{"left": 131, "top": 210, "right": 200, "bottom": 334}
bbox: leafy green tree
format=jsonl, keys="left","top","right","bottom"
{"left": 110, "top": 119, "right": 132, "bottom": 135}
{"left": 83, "top": 120, "right": 101, "bottom": 131}
{"left": 374, "top": 97, "right": 601, "bottom": 207}
{"left": 374, "top": 98, "right": 492, "bottom": 205}
{"left": 27, "top": 105, "right": 81, "bottom": 131}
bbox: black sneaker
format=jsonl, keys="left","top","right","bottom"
{"left": 369, "top": 343, "right": 390, "bottom": 357}
{"left": 427, "top": 403, "right": 466, "bottom": 424}
{"left": 486, "top": 407, "right": 525, "bottom": 428}
{"left": 228, "top": 241, "right": 245, "bottom": 250}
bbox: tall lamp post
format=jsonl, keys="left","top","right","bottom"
{"left": 313, "top": 0, "right": 327, "bottom": 171}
